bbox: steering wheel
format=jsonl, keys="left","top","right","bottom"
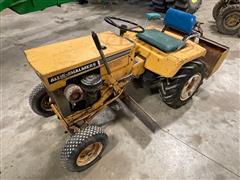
{"left": 104, "top": 16, "right": 145, "bottom": 33}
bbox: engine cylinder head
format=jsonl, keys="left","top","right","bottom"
{"left": 81, "top": 74, "right": 102, "bottom": 93}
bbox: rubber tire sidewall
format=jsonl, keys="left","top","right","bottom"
{"left": 62, "top": 131, "right": 108, "bottom": 172}
{"left": 213, "top": 0, "right": 225, "bottom": 20}
{"left": 177, "top": 68, "right": 203, "bottom": 104}
{"left": 70, "top": 135, "right": 106, "bottom": 172}
{"left": 173, "top": 69, "right": 203, "bottom": 108}
{"left": 159, "top": 61, "right": 205, "bottom": 109}
{"left": 187, "top": 0, "right": 202, "bottom": 13}
{"left": 29, "top": 84, "right": 54, "bottom": 117}
{"left": 216, "top": 4, "right": 240, "bottom": 35}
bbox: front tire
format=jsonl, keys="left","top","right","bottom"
{"left": 61, "top": 126, "right": 108, "bottom": 172}
{"left": 29, "top": 83, "right": 54, "bottom": 117}
{"left": 159, "top": 60, "right": 205, "bottom": 109}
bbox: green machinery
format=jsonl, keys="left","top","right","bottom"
{"left": 0, "top": 0, "right": 203, "bottom": 15}
{"left": 0, "top": 0, "right": 77, "bottom": 14}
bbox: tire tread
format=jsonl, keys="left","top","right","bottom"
{"left": 61, "top": 126, "right": 107, "bottom": 172}
{"left": 159, "top": 60, "right": 205, "bottom": 109}
{"left": 216, "top": 4, "right": 240, "bottom": 35}
{"left": 29, "top": 83, "right": 54, "bottom": 117}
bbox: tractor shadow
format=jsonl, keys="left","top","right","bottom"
{"left": 125, "top": 82, "right": 192, "bottom": 129}
{"left": 92, "top": 106, "right": 153, "bottom": 150}
{"left": 115, "top": 106, "right": 154, "bottom": 149}
{"left": 90, "top": 80, "right": 193, "bottom": 150}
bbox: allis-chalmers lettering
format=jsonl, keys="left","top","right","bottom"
{"left": 48, "top": 61, "right": 100, "bottom": 84}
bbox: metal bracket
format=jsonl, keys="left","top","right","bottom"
{"left": 121, "top": 91, "right": 160, "bottom": 133}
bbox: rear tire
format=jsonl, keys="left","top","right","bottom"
{"left": 213, "top": 0, "right": 225, "bottom": 20}
{"left": 61, "top": 126, "right": 108, "bottom": 172}
{"left": 216, "top": 4, "right": 240, "bottom": 35}
{"left": 159, "top": 60, "right": 205, "bottom": 109}
{"left": 151, "top": 0, "right": 202, "bottom": 13}
{"left": 174, "top": 0, "right": 202, "bottom": 14}
{"left": 29, "top": 83, "right": 54, "bottom": 117}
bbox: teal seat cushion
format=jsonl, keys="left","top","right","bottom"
{"left": 136, "top": 29, "right": 185, "bottom": 52}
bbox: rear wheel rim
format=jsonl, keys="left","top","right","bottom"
{"left": 180, "top": 73, "right": 202, "bottom": 101}
{"left": 76, "top": 142, "right": 103, "bottom": 166}
{"left": 224, "top": 12, "right": 240, "bottom": 30}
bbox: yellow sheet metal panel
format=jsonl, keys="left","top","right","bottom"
{"left": 25, "top": 31, "right": 134, "bottom": 91}
{"left": 133, "top": 38, "right": 206, "bottom": 77}
{"left": 41, "top": 49, "right": 133, "bottom": 91}
{"left": 125, "top": 27, "right": 206, "bottom": 77}
{"left": 132, "top": 56, "right": 145, "bottom": 77}
{"left": 100, "top": 55, "right": 132, "bottom": 81}
{"left": 25, "top": 31, "right": 133, "bottom": 77}
{"left": 42, "top": 66, "right": 101, "bottom": 91}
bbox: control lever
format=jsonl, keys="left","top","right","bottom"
{"left": 91, "top": 31, "right": 111, "bottom": 74}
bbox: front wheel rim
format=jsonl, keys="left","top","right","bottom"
{"left": 180, "top": 73, "right": 202, "bottom": 101}
{"left": 40, "top": 94, "right": 52, "bottom": 112}
{"left": 76, "top": 142, "right": 103, "bottom": 166}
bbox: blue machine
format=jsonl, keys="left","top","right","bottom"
{"left": 164, "top": 8, "right": 197, "bottom": 35}
{"left": 137, "top": 8, "right": 197, "bottom": 52}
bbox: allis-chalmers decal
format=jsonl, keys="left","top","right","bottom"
{"left": 48, "top": 61, "right": 100, "bottom": 84}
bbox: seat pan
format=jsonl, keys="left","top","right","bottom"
{"left": 136, "top": 29, "right": 185, "bottom": 52}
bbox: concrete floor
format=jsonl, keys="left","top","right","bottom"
{"left": 0, "top": 0, "right": 240, "bottom": 179}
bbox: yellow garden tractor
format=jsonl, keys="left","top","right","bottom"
{"left": 25, "top": 8, "right": 229, "bottom": 172}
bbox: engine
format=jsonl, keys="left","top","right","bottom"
{"left": 64, "top": 73, "right": 102, "bottom": 112}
